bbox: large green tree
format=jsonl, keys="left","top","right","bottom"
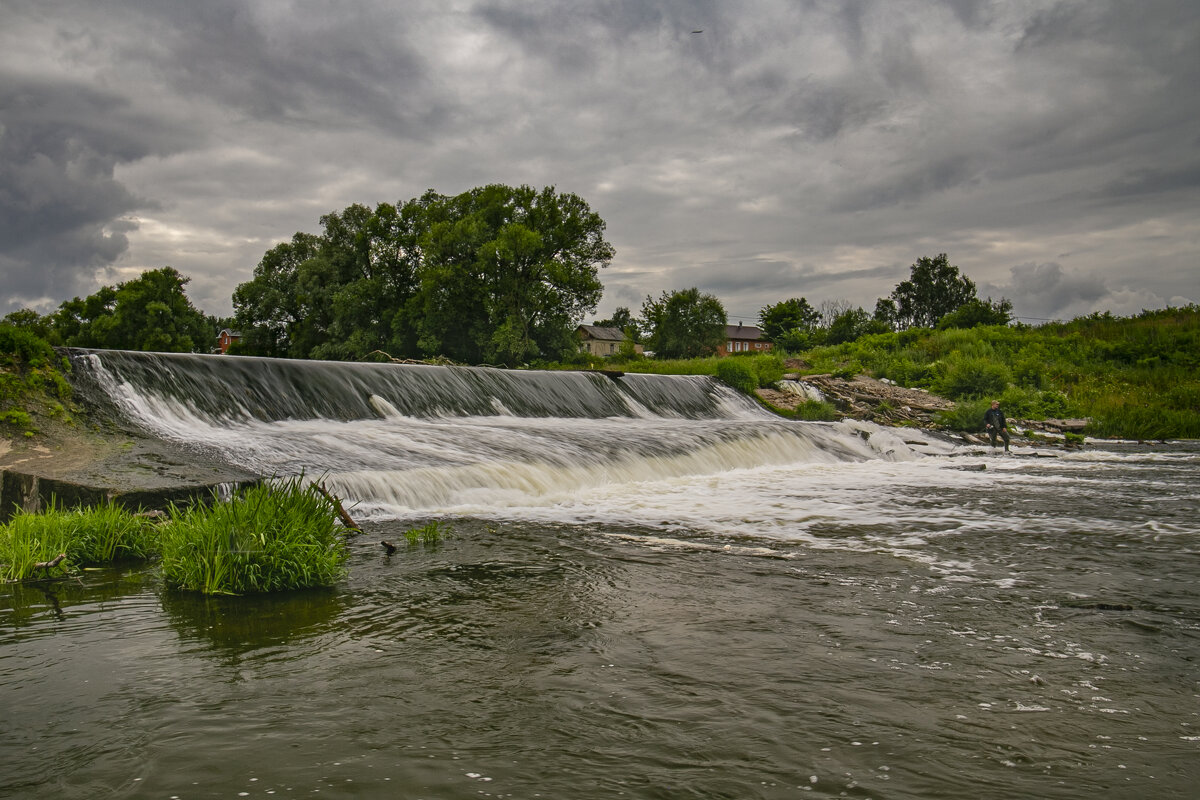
{"left": 758, "top": 297, "right": 820, "bottom": 347}
{"left": 50, "top": 267, "right": 210, "bottom": 352}
{"left": 641, "top": 287, "right": 727, "bottom": 359}
{"left": 877, "top": 254, "right": 978, "bottom": 330}
{"left": 232, "top": 185, "right": 613, "bottom": 365}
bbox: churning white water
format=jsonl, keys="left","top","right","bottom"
{"left": 67, "top": 350, "right": 1200, "bottom": 575}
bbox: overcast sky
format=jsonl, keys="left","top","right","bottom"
{"left": 2, "top": 0, "right": 1197, "bottom": 327}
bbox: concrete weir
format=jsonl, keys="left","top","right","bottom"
{"left": 0, "top": 434, "right": 261, "bottom": 523}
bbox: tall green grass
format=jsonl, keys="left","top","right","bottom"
{"left": 159, "top": 478, "right": 349, "bottom": 595}
{"left": 797, "top": 306, "right": 1200, "bottom": 438}
{"left": 0, "top": 501, "right": 157, "bottom": 581}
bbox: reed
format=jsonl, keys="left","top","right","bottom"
{"left": 159, "top": 478, "right": 349, "bottom": 595}
{"left": 0, "top": 501, "right": 157, "bottom": 582}
{"left": 403, "top": 520, "right": 449, "bottom": 545}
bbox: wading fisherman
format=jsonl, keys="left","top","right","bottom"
{"left": 984, "top": 399, "right": 1010, "bottom": 452}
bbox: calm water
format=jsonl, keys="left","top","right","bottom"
{"left": 3, "top": 441, "right": 1198, "bottom": 799}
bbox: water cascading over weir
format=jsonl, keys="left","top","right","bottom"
{"left": 65, "top": 350, "right": 930, "bottom": 523}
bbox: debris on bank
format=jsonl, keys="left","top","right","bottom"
{"left": 757, "top": 372, "right": 954, "bottom": 428}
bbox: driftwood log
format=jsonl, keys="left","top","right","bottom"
{"left": 32, "top": 553, "right": 68, "bottom": 576}
{"left": 314, "top": 482, "right": 360, "bottom": 531}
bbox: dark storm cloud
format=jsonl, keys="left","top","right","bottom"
{"left": 108, "top": 1, "right": 440, "bottom": 133}
{"left": 0, "top": 74, "right": 192, "bottom": 305}
{"left": 1, "top": 0, "right": 1196, "bottom": 322}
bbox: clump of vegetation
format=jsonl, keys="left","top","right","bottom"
{"left": 933, "top": 398, "right": 993, "bottom": 432}
{"left": 403, "top": 520, "right": 449, "bottom": 545}
{"left": 159, "top": 478, "right": 350, "bottom": 595}
{"left": 0, "top": 323, "right": 75, "bottom": 437}
{"left": 0, "top": 502, "right": 157, "bottom": 582}
{"left": 715, "top": 358, "right": 757, "bottom": 393}
{"left": 791, "top": 399, "right": 839, "bottom": 422}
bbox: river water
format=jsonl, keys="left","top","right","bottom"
{"left": 1, "top": 353, "right": 1198, "bottom": 798}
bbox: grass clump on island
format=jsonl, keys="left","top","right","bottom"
{"left": 0, "top": 501, "right": 158, "bottom": 582}
{"left": 403, "top": 520, "right": 449, "bottom": 545}
{"left": 160, "top": 478, "right": 350, "bottom": 595}
{"left": 1, "top": 479, "right": 356, "bottom": 593}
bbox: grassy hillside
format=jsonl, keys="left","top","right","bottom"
{"left": 606, "top": 307, "right": 1200, "bottom": 440}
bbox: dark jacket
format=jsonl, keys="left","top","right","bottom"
{"left": 984, "top": 407, "right": 1007, "bottom": 430}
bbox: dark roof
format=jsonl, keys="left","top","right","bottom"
{"left": 724, "top": 323, "right": 766, "bottom": 340}
{"left": 577, "top": 325, "right": 626, "bottom": 341}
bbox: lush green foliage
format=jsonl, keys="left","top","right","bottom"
{"left": 0, "top": 323, "right": 73, "bottom": 436}
{"left": 801, "top": 306, "right": 1200, "bottom": 438}
{"left": 49, "top": 267, "right": 212, "bottom": 352}
{"left": 233, "top": 185, "right": 614, "bottom": 366}
{"left": 875, "top": 253, "right": 980, "bottom": 330}
{"left": 640, "top": 287, "right": 727, "bottom": 359}
{"left": 715, "top": 358, "right": 757, "bottom": 393}
{"left": 160, "top": 479, "right": 350, "bottom": 595}
{"left": 0, "top": 502, "right": 157, "bottom": 581}
{"left": 937, "top": 297, "right": 1013, "bottom": 329}
{"left": 791, "top": 399, "right": 840, "bottom": 421}
{"left": 758, "top": 297, "right": 820, "bottom": 343}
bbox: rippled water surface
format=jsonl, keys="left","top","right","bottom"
{"left": 2, "top": 442, "right": 1198, "bottom": 799}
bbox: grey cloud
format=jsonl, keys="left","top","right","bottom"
{"left": 1096, "top": 163, "right": 1200, "bottom": 202}
{"left": 832, "top": 152, "right": 979, "bottom": 213}
{"left": 0, "top": 75, "right": 192, "bottom": 310}
{"left": 985, "top": 262, "right": 1108, "bottom": 320}
{"left": 103, "top": 1, "right": 440, "bottom": 134}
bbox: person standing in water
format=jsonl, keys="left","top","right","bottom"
{"left": 984, "top": 399, "right": 1010, "bottom": 452}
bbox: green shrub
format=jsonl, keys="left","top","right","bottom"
{"left": 936, "top": 357, "right": 1011, "bottom": 400}
{"left": 160, "top": 478, "right": 349, "bottom": 595}
{"left": 1, "top": 409, "right": 34, "bottom": 429}
{"left": 716, "top": 359, "right": 758, "bottom": 394}
{"left": 0, "top": 323, "right": 57, "bottom": 369}
{"left": 933, "top": 398, "right": 991, "bottom": 432}
{"left": 793, "top": 399, "right": 839, "bottom": 421}
{"left": 752, "top": 353, "right": 785, "bottom": 387}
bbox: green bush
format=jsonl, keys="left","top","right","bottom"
{"left": 716, "top": 359, "right": 758, "bottom": 394}
{"left": 792, "top": 399, "right": 839, "bottom": 421}
{"left": 936, "top": 357, "right": 1011, "bottom": 400}
{"left": 933, "top": 398, "right": 992, "bottom": 432}
{"left": 0, "top": 323, "right": 57, "bottom": 370}
{"left": 752, "top": 353, "right": 785, "bottom": 387}
{"left": 160, "top": 478, "right": 350, "bottom": 595}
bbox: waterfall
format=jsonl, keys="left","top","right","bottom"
{"left": 66, "top": 349, "right": 949, "bottom": 523}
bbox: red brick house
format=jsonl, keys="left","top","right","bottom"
{"left": 717, "top": 322, "right": 771, "bottom": 357}
{"left": 216, "top": 328, "right": 241, "bottom": 354}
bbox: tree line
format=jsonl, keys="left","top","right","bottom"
{"left": 3, "top": 182, "right": 1011, "bottom": 363}
{"left": 599, "top": 253, "right": 1011, "bottom": 360}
